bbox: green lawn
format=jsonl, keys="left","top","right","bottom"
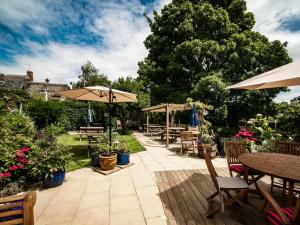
{"left": 57, "top": 133, "right": 145, "bottom": 172}
{"left": 118, "top": 135, "right": 146, "bottom": 154}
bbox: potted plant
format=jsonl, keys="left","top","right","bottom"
{"left": 197, "top": 136, "right": 206, "bottom": 158}
{"left": 117, "top": 141, "right": 130, "bottom": 165}
{"left": 30, "top": 140, "right": 73, "bottom": 188}
{"left": 99, "top": 144, "right": 117, "bottom": 171}
{"left": 198, "top": 134, "right": 217, "bottom": 158}
{"left": 89, "top": 144, "right": 102, "bottom": 167}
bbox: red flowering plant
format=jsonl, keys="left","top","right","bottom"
{"left": 233, "top": 128, "right": 256, "bottom": 151}
{"left": 0, "top": 113, "right": 35, "bottom": 185}
{"left": 0, "top": 146, "right": 31, "bottom": 184}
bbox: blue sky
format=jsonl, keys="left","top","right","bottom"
{"left": 0, "top": 0, "right": 299, "bottom": 101}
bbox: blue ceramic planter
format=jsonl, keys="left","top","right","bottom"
{"left": 91, "top": 153, "right": 100, "bottom": 167}
{"left": 43, "top": 170, "right": 65, "bottom": 188}
{"left": 117, "top": 152, "right": 130, "bottom": 165}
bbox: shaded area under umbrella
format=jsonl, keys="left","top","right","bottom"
{"left": 57, "top": 86, "right": 137, "bottom": 145}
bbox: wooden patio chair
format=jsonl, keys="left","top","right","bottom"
{"left": 180, "top": 131, "right": 194, "bottom": 155}
{"left": 224, "top": 141, "right": 247, "bottom": 177}
{"left": 260, "top": 188, "right": 300, "bottom": 225}
{"left": 204, "top": 152, "right": 248, "bottom": 217}
{"left": 0, "top": 191, "right": 36, "bottom": 225}
{"left": 224, "top": 141, "right": 263, "bottom": 190}
{"left": 271, "top": 141, "right": 300, "bottom": 195}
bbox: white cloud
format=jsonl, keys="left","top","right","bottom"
{"left": 246, "top": 0, "right": 300, "bottom": 101}
{"left": 0, "top": 0, "right": 167, "bottom": 83}
{"left": 0, "top": 0, "right": 52, "bottom": 33}
{"left": 0, "top": 0, "right": 299, "bottom": 102}
{"left": 246, "top": 0, "right": 300, "bottom": 60}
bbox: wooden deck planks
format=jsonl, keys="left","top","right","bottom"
{"left": 155, "top": 171, "right": 177, "bottom": 225}
{"left": 155, "top": 168, "right": 269, "bottom": 225}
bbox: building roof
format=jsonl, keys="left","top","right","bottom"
{"left": 5, "top": 74, "right": 30, "bottom": 80}
{"left": 28, "top": 82, "right": 69, "bottom": 87}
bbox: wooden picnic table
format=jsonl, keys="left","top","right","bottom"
{"left": 161, "top": 127, "right": 186, "bottom": 141}
{"left": 79, "top": 126, "right": 104, "bottom": 141}
{"left": 146, "top": 125, "right": 166, "bottom": 135}
{"left": 239, "top": 152, "right": 300, "bottom": 206}
{"left": 80, "top": 126, "right": 104, "bottom": 132}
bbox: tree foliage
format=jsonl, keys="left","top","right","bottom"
{"left": 276, "top": 102, "right": 300, "bottom": 141}
{"left": 112, "top": 77, "right": 150, "bottom": 132}
{"left": 138, "top": 0, "right": 291, "bottom": 128}
{"left": 72, "top": 61, "right": 111, "bottom": 88}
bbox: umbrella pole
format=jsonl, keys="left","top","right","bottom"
{"left": 109, "top": 88, "right": 112, "bottom": 146}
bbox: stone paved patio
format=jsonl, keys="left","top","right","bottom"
{"left": 34, "top": 132, "right": 230, "bottom": 225}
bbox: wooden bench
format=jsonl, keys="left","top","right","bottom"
{"left": 0, "top": 192, "right": 36, "bottom": 225}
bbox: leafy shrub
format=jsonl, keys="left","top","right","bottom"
{"left": 0, "top": 113, "right": 35, "bottom": 139}
{"left": 0, "top": 89, "right": 32, "bottom": 114}
{"left": 247, "top": 114, "right": 281, "bottom": 142}
{"left": 43, "top": 124, "right": 65, "bottom": 138}
{"left": 57, "top": 114, "right": 72, "bottom": 131}
{"left": 255, "top": 140, "right": 276, "bottom": 152}
{"left": 276, "top": 102, "right": 300, "bottom": 141}
{"left": 0, "top": 113, "right": 35, "bottom": 185}
{"left": 0, "top": 181, "right": 24, "bottom": 197}
{"left": 29, "top": 140, "right": 73, "bottom": 178}
{"left": 26, "top": 99, "right": 63, "bottom": 129}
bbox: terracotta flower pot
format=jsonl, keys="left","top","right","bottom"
{"left": 99, "top": 153, "right": 117, "bottom": 171}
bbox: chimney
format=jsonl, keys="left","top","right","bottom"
{"left": 27, "top": 70, "right": 33, "bottom": 81}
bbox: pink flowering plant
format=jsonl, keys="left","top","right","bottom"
{"left": 234, "top": 128, "right": 256, "bottom": 142}
{"left": 0, "top": 113, "right": 35, "bottom": 185}
{"left": 233, "top": 128, "right": 256, "bottom": 151}
{"left": 0, "top": 147, "right": 31, "bottom": 183}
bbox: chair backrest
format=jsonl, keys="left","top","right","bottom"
{"left": 275, "top": 141, "right": 300, "bottom": 156}
{"left": 224, "top": 141, "right": 247, "bottom": 165}
{"left": 180, "top": 131, "right": 194, "bottom": 142}
{"left": 204, "top": 152, "right": 219, "bottom": 190}
{"left": 0, "top": 192, "right": 36, "bottom": 225}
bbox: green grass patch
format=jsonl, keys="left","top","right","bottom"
{"left": 57, "top": 134, "right": 89, "bottom": 172}
{"left": 57, "top": 133, "right": 145, "bottom": 172}
{"left": 120, "top": 135, "right": 146, "bottom": 154}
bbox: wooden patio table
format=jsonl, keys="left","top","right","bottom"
{"left": 239, "top": 152, "right": 300, "bottom": 206}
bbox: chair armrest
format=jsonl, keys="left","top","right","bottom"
{"left": 260, "top": 188, "right": 291, "bottom": 225}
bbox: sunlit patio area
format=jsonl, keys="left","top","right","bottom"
{"left": 1, "top": 1, "right": 300, "bottom": 225}
{"left": 33, "top": 132, "right": 279, "bottom": 225}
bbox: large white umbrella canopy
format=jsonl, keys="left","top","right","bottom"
{"left": 226, "top": 60, "right": 300, "bottom": 90}
{"left": 57, "top": 86, "right": 137, "bottom": 103}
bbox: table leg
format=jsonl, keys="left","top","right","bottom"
{"left": 287, "top": 181, "right": 294, "bottom": 206}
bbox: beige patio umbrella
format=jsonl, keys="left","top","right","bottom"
{"left": 227, "top": 60, "right": 300, "bottom": 90}
{"left": 57, "top": 86, "right": 137, "bottom": 144}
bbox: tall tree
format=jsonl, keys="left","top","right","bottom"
{"left": 72, "top": 61, "right": 111, "bottom": 88}
{"left": 138, "top": 0, "right": 291, "bottom": 128}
